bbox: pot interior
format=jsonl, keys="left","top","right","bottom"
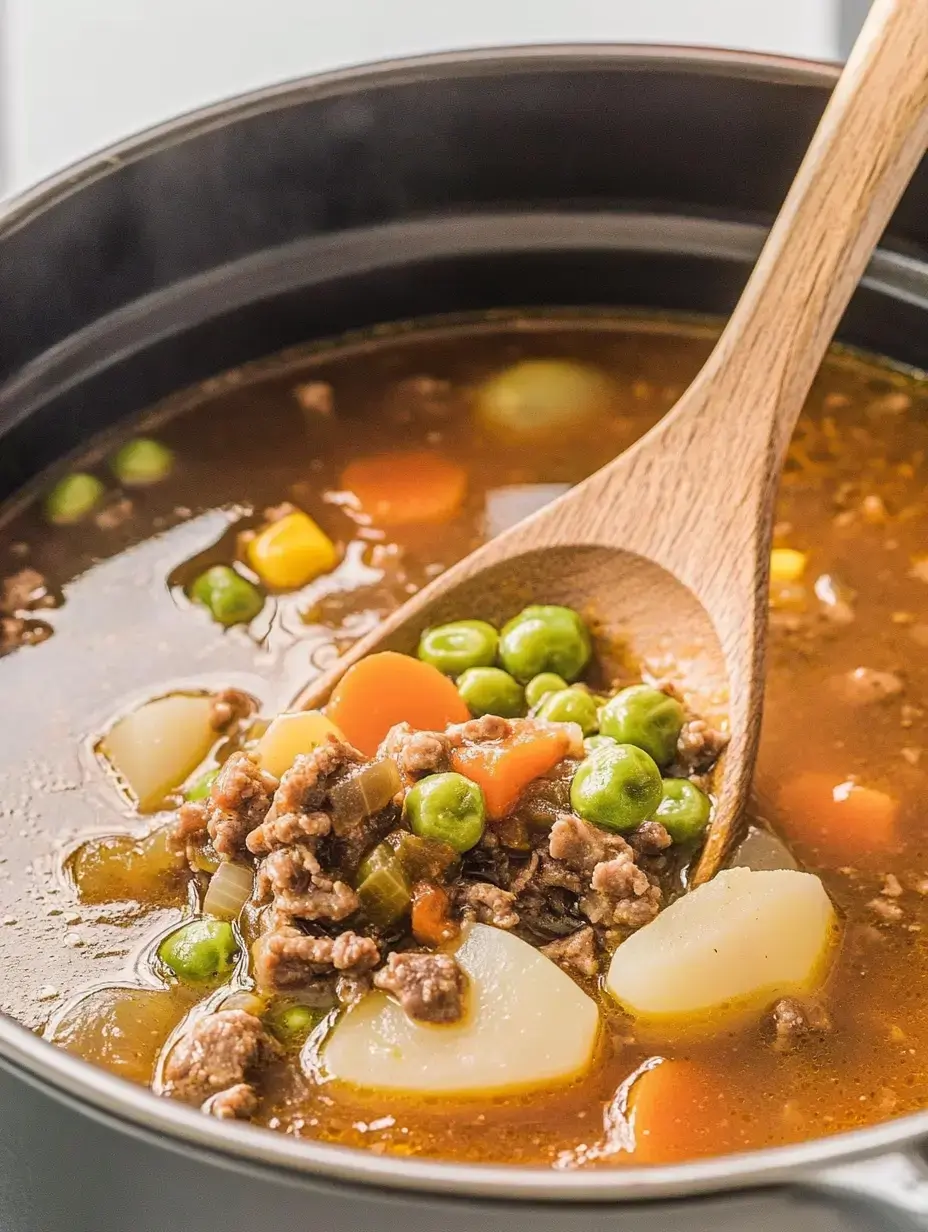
{"left": 2, "top": 48, "right": 928, "bottom": 1197}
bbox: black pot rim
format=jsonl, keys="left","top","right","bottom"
{"left": 2, "top": 43, "right": 927, "bottom": 1206}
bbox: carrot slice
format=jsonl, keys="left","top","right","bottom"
{"left": 410, "top": 882, "right": 459, "bottom": 947}
{"left": 326, "top": 652, "right": 469, "bottom": 757}
{"left": 451, "top": 724, "right": 570, "bottom": 819}
{"left": 341, "top": 450, "right": 467, "bottom": 526}
{"left": 777, "top": 772, "right": 898, "bottom": 866}
{"left": 627, "top": 1060, "right": 723, "bottom": 1164}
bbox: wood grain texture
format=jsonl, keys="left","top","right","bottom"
{"left": 298, "top": 0, "right": 928, "bottom": 884}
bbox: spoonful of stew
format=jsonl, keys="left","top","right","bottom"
{"left": 297, "top": 0, "right": 928, "bottom": 884}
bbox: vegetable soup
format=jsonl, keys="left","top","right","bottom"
{"left": 1, "top": 313, "right": 927, "bottom": 1167}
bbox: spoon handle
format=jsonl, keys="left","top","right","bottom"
{"left": 686, "top": 0, "right": 928, "bottom": 471}
{"left": 577, "top": 0, "right": 928, "bottom": 622}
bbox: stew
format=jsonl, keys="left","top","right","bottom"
{"left": 1, "top": 312, "right": 927, "bottom": 1168}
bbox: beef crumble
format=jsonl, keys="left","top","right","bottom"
{"left": 253, "top": 925, "right": 378, "bottom": 990}
{"left": 373, "top": 950, "right": 468, "bottom": 1024}
{"left": 769, "top": 998, "right": 833, "bottom": 1052}
{"left": 162, "top": 1010, "right": 277, "bottom": 1118}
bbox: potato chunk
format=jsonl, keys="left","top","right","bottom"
{"left": 255, "top": 710, "right": 345, "bottom": 778}
{"left": 606, "top": 868, "right": 836, "bottom": 1029}
{"left": 323, "top": 923, "right": 599, "bottom": 1094}
{"left": 99, "top": 693, "right": 216, "bottom": 811}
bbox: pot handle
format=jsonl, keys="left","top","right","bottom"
{"left": 802, "top": 1149, "right": 928, "bottom": 1230}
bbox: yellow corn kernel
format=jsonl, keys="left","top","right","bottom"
{"left": 770, "top": 548, "right": 807, "bottom": 585}
{"left": 255, "top": 710, "right": 345, "bottom": 778}
{"left": 247, "top": 511, "right": 338, "bottom": 590}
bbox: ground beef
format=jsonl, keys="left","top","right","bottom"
{"left": 549, "top": 814, "right": 632, "bottom": 878}
{"left": 830, "top": 667, "right": 904, "bottom": 706}
{"left": 207, "top": 753, "right": 278, "bottom": 859}
{"left": 770, "top": 998, "right": 832, "bottom": 1052}
{"left": 629, "top": 820, "right": 673, "bottom": 856}
{"left": 374, "top": 951, "right": 468, "bottom": 1024}
{"left": 258, "top": 847, "right": 358, "bottom": 921}
{"left": 509, "top": 850, "right": 540, "bottom": 895}
{"left": 581, "top": 854, "right": 662, "bottom": 929}
{"left": 247, "top": 809, "right": 330, "bottom": 857}
{"left": 204, "top": 1083, "right": 258, "bottom": 1120}
{"left": 253, "top": 925, "right": 378, "bottom": 990}
{"left": 247, "top": 740, "right": 376, "bottom": 924}
{"left": 273, "top": 740, "right": 364, "bottom": 817}
{"left": 457, "top": 881, "right": 519, "bottom": 929}
{"left": 0, "top": 567, "right": 51, "bottom": 613}
{"left": 536, "top": 851, "right": 583, "bottom": 894}
{"left": 544, "top": 815, "right": 661, "bottom": 931}
{"left": 380, "top": 722, "right": 451, "bottom": 783}
{"left": 168, "top": 799, "right": 210, "bottom": 857}
{"left": 541, "top": 926, "right": 598, "bottom": 977}
{"left": 449, "top": 714, "right": 583, "bottom": 758}
{"left": 0, "top": 614, "right": 52, "bottom": 654}
{"left": 336, "top": 972, "right": 374, "bottom": 1005}
{"left": 448, "top": 714, "right": 515, "bottom": 744}
{"left": 209, "top": 688, "right": 256, "bottom": 732}
{"left": 163, "top": 1010, "right": 276, "bottom": 1110}
{"left": 673, "top": 717, "right": 730, "bottom": 775}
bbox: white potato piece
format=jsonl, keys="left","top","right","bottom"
{"left": 323, "top": 923, "right": 599, "bottom": 1094}
{"left": 100, "top": 693, "right": 216, "bottom": 811}
{"left": 255, "top": 710, "right": 345, "bottom": 778}
{"left": 606, "top": 868, "right": 836, "bottom": 1029}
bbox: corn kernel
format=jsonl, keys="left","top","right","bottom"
{"left": 770, "top": 548, "right": 807, "bottom": 585}
{"left": 247, "top": 511, "right": 338, "bottom": 590}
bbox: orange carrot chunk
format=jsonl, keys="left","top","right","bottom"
{"left": 451, "top": 724, "right": 570, "bottom": 819}
{"left": 777, "top": 772, "right": 898, "bottom": 866}
{"left": 326, "top": 651, "right": 469, "bottom": 757}
{"left": 410, "top": 882, "right": 459, "bottom": 947}
{"left": 341, "top": 450, "right": 467, "bottom": 526}
{"left": 627, "top": 1059, "right": 724, "bottom": 1165}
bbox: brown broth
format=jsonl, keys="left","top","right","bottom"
{"left": 2, "top": 312, "right": 928, "bottom": 1167}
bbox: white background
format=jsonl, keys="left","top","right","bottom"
{"left": 3, "top": 0, "right": 840, "bottom": 195}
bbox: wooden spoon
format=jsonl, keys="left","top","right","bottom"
{"left": 297, "top": 0, "right": 928, "bottom": 884}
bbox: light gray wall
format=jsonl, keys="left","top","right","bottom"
{"left": 4, "top": 0, "right": 839, "bottom": 195}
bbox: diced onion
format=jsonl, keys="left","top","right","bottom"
{"left": 329, "top": 759, "right": 401, "bottom": 832}
{"left": 357, "top": 859, "right": 411, "bottom": 927}
{"left": 203, "top": 861, "right": 254, "bottom": 920}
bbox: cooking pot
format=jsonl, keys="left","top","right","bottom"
{"left": 1, "top": 45, "right": 928, "bottom": 1232}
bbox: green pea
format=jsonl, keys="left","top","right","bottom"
{"left": 524, "top": 672, "right": 569, "bottom": 709}
{"left": 457, "top": 666, "right": 524, "bottom": 718}
{"left": 404, "top": 772, "right": 486, "bottom": 853}
{"left": 269, "top": 1003, "right": 323, "bottom": 1042}
{"left": 499, "top": 605, "right": 592, "bottom": 684}
{"left": 655, "top": 778, "right": 712, "bottom": 843}
{"left": 569, "top": 744, "right": 663, "bottom": 833}
{"left": 111, "top": 437, "right": 174, "bottom": 487}
{"left": 158, "top": 918, "right": 239, "bottom": 982}
{"left": 533, "top": 687, "right": 599, "bottom": 735}
{"left": 584, "top": 734, "right": 617, "bottom": 754}
{"left": 190, "top": 565, "right": 264, "bottom": 627}
{"left": 598, "top": 685, "right": 685, "bottom": 769}
{"left": 44, "top": 473, "right": 105, "bottom": 525}
{"left": 185, "top": 767, "right": 219, "bottom": 802}
{"left": 418, "top": 619, "right": 498, "bottom": 676}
